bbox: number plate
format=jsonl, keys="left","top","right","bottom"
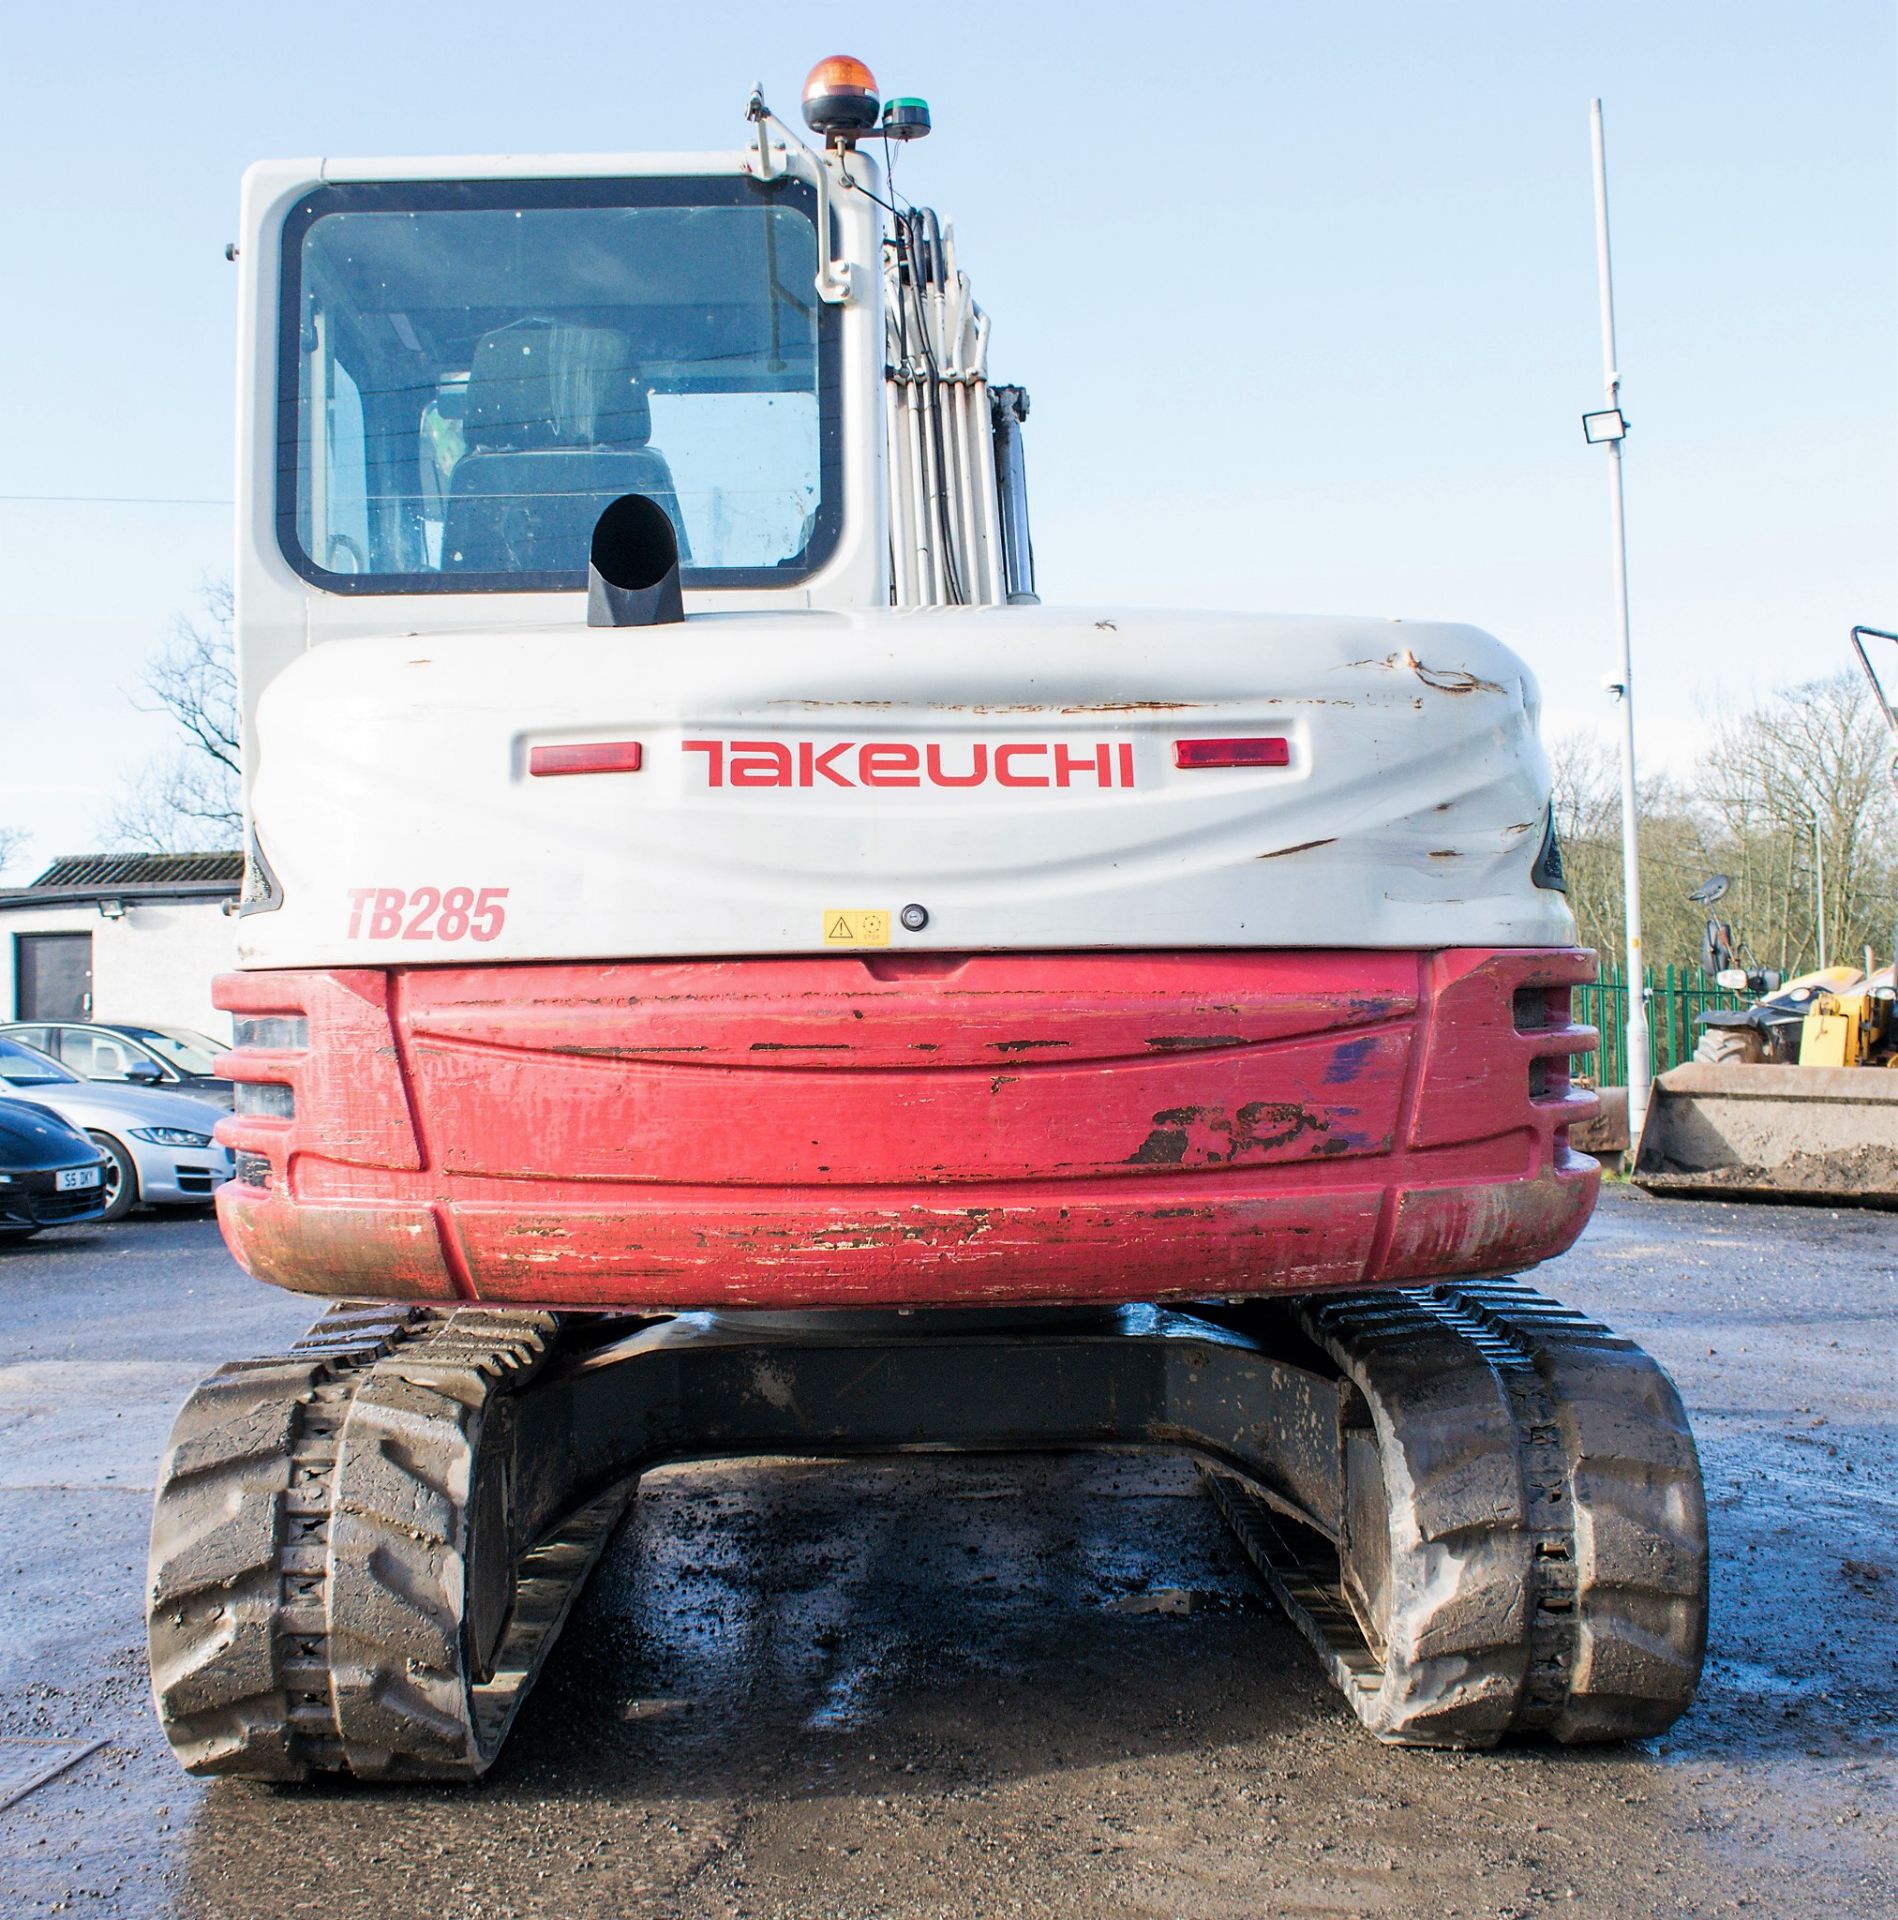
{"left": 57, "top": 1166, "right": 101, "bottom": 1192}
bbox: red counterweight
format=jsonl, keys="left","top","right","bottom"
{"left": 211, "top": 948, "right": 1600, "bottom": 1310}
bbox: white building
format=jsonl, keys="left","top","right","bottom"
{"left": 0, "top": 853, "right": 242, "bottom": 1042}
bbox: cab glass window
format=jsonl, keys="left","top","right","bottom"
{"left": 278, "top": 178, "right": 838, "bottom": 592}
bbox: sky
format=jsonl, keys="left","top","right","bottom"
{"left": 1, "top": 0, "right": 1893, "bottom": 881}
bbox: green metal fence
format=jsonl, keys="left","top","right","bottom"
{"left": 1574, "top": 964, "right": 1752, "bottom": 1087}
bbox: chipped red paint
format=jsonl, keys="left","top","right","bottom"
{"left": 212, "top": 949, "right": 1601, "bottom": 1310}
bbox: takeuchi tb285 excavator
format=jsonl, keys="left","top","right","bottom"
{"left": 148, "top": 60, "right": 1708, "bottom": 1780}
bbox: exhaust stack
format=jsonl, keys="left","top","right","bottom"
{"left": 587, "top": 495, "right": 684, "bottom": 628}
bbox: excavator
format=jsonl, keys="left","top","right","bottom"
{"left": 1634, "top": 625, "right": 1898, "bottom": 1204}
{"left": 146, "top": 59, "right": 1708, "bottom": 1780}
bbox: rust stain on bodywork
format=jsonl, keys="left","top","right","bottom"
{"left": 1059, "top": 699, "right": 1199, "bottom": 713}
{"left": 1257, "top": 839, "right": 1338, "bottom": 861}
{"left": 1410, "top": 659, "right": 1505, "bottom": 695}
{"left": 564, "top": 1043, "right": 708, "bottom": 1056}
{"left": 1342, "top": 650, "right": 1505, "bottom": 696}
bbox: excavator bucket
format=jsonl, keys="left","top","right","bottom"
{"left": 1633, "top": 1062, "right": 1898, "bottom": 1206}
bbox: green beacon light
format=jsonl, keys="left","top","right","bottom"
{"left": 881, "top": 97, "right": 932, "bottom": 141}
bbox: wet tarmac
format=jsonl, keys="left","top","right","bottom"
{"left": 0, "top": 1189, "right": 1892, "bottom": 1918}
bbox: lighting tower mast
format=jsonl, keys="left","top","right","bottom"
{"left": 1583, "top": 99, "right": 1650, "bottom": 1140}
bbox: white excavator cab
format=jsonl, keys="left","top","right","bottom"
{"left": 231, "top": 99, "right": 1020, "bottom": 720}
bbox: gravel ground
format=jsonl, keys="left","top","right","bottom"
{"left": 0, "top": 1189, "right": 1892, "bottom": 1919}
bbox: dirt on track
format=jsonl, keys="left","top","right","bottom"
{"left": 0, "top": 1188, "right": 1892, "bottom": 1919}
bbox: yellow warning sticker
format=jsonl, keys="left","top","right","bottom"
{"left": 823, "top": 909, "right": 891, "bottom": 947}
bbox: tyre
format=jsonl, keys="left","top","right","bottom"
{"left": 87, "top": 1132, "right": 139, "bottom": 1221}
{"left": 1695, "top": 1026, "right": 1763, "bottom": 1066}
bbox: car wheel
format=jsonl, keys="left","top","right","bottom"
{"left": 87, "top": 1133, "right": 139, "bottom": 1221}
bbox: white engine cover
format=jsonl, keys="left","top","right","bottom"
{"left": 236, "top": 604, "right": 1575, "bottom": 968}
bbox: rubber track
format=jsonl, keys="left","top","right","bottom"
{"left": 148, "top": 1305, "right": 631, "bottom": 1780}
{"left": 1438, "top": 1281, "right": 1707, "bottom": 1741}
{"left": 1205, "top": 1278, "right": 1707, "bottom": 1747}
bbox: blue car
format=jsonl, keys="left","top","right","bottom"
{"left": 0, "top": 1098, "right": 110, "bottom": 1238}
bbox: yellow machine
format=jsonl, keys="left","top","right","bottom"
{"left": 1636, "top": 968, "right": 1898, "bottom": 1204}
{"left": 1689, "top": 965, "right": 1870, "bottom": 1069}
{"left": 1796, "top": 974, "right": 1893, "bottom": 1068}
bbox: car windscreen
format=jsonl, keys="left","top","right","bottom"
{"left": 122, "top": 1028, "right": 226, "bottom": 1075}
{"left": 0, "top": 1036, "right": 81, "bottom": 1086}
{"left": 278, "top": 177, "right": 838, "bottom": 594}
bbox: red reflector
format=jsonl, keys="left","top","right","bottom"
{"left": 529, "top": 741, "right": 644, "bottom": 777}
{"left": 1173, "top": 737, "right": 1292, "bottom": 769}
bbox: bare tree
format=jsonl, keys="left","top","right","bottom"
{"left": 1548, "top": 733, "right": 1717, "bottom": 971}
{"left": 108, "top": 580, "right": 242, "bottom": 852}
{"left": 0, "top": 825, "right": 28, "bottom": 876}
{"left": 1696, "top": 672, "right": 1898, "bottom": 976}
{"left": 1550, "top": 675, "right": 1898, "bottom": 978}
{"left": 1548, "top": 733, "right": 1625, "bottom": 963}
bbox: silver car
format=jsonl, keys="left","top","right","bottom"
{"left": 0, "top": 1021, "right": 235, "bottom": 1108}
{"left": 0, "top": 1035, "right": 233, "bottom": 1220}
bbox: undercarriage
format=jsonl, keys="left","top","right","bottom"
{"left": 148, "top": 1282, "right": 1707, "bottom": 1779}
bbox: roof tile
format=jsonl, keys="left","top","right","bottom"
{"left": 29, "top": 852, "right": 244, "bottom": 889}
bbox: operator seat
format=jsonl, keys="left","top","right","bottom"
{"left": 441, "top": 319, "right": 688, "bottom": 575}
